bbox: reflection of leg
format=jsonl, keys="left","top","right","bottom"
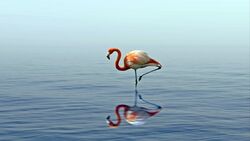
{"left": 139, "top": 94, "right": 162, "bottom": 109}
{"left": 134, "top": 89, "right": 138, "bottom": 106}
{"left": 134, "top": 70, "right": 138, "bottom": 106}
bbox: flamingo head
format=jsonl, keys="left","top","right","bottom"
{"left": 106, "top": 48, "right": 119, "bottom": 60}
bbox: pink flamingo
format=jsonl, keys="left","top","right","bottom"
{"left": 107, "top": 48, "right": 162, "bottom": 105}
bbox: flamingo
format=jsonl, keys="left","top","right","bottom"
{"left": 106, "top": 48, "right": 162, "bottom": 105}
{"left": 106, "top": 94, "right": 162, "bottom": 128}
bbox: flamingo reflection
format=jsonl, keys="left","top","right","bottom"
{"left": 106, "top": 94, "right": 162, "bottom": 128}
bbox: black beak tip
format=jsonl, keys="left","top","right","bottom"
{"left": 107, "top": 55, "right": 110, "bottom": 60}
{"left": 106, "top": 115, "right": 111, "bottom": 120}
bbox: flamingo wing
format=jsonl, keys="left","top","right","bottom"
{"left": 125, "top": 50, "right": 150, "bottom": 69}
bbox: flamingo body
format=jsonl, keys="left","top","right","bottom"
{"left": 107, "top": 48, "right": 161, "bottom": 71}
{"left": 124, "top": 50, "right": 160, "bottom": 69}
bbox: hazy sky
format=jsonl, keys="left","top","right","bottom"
{"left": 0, "top": 0, "right": 249, "bottom": 53}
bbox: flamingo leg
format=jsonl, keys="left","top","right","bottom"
{"left": 138, "top": 94, "right": 162, "bottom": 109}
{"left": 135, "top": 69, "right": 138, "bottom": 88}
{"left": 138, "top": 66, "right": 161, "bottom": 81}
{"left": 134, "top": 69, "right": 138, "bottom": 106}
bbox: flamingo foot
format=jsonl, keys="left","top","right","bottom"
{"left": 138, "top": 94, "right": 143, "bottom": 99}
{"left": 157, "top": 105, "right": 162, "bottom": 109}
{"left": 138, "top": 76, "right": 143, "bottom": 81}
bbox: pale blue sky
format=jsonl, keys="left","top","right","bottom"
{"left": 0, "top": 0, "right": 249, "bottom": 53}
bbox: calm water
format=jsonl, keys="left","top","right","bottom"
{"left": 0, "top": 48, "right": 249, "bottom": 141}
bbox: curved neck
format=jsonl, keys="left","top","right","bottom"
{"left": 112, "top": 49, "right": 129, "bottom": 71}
{"left": 108, "top": 104, "right": 129, "bottom": 128}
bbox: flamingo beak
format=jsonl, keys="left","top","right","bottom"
{"left": 106, "top": 115, "right": 111, "bottom": 124}
{"left": 106, "top": 115, "right": 111, "bottom": 120}
{"left": 106, "top": 54, "right": 110, "bottom": 60}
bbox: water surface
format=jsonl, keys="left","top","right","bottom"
{"left": 0, "top": 47, "right": 249, "bottom": 141}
